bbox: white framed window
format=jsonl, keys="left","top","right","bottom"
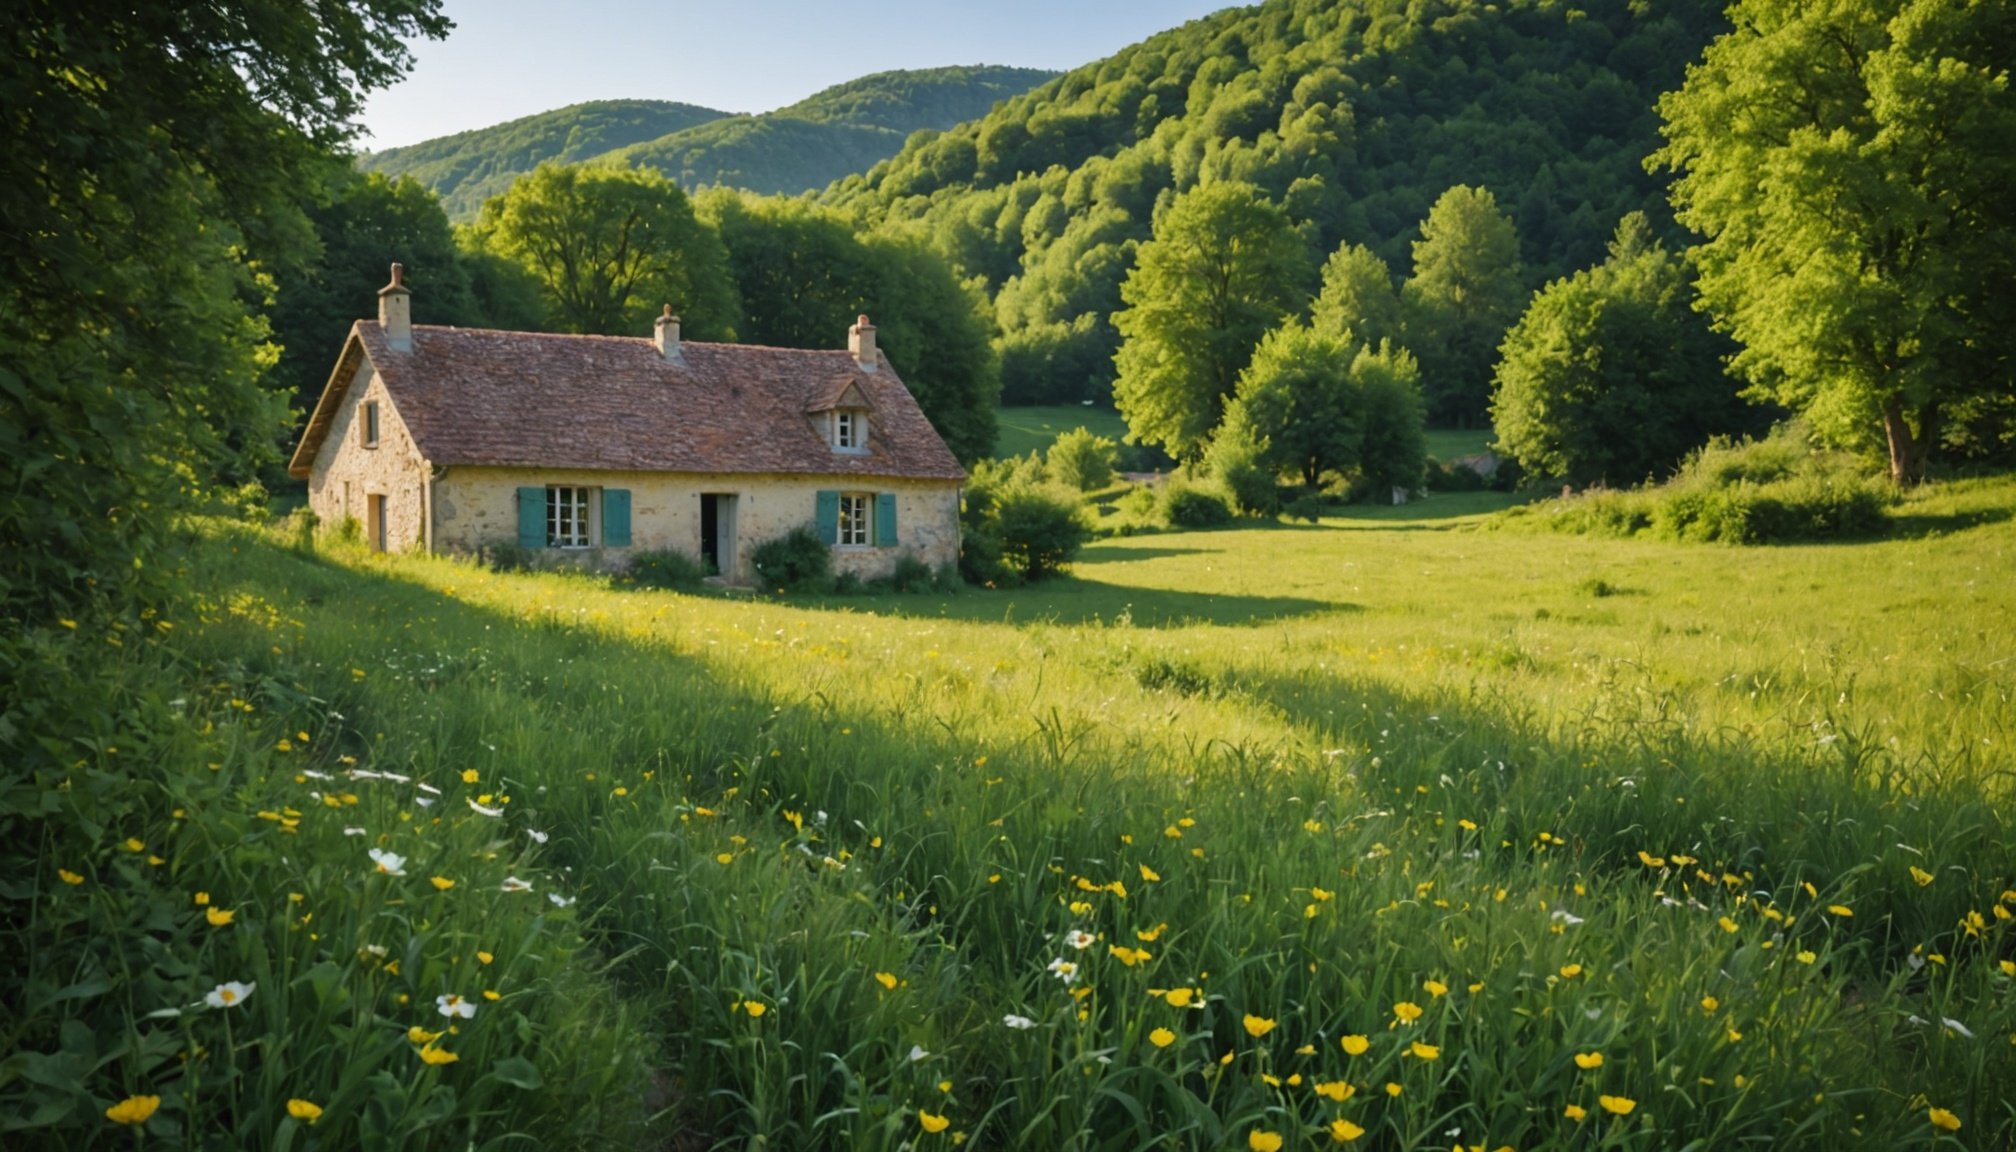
{"left": 547, "top": 486, "right": 593, "bottom": 548}
{"left": 361, "top": 400, "right": 381, "bottom": 448}
{"left": 832, "top": 410, "right": 865, "bottom": 452}
{"left": 837, "top": 492, "right": 871, "bottom": 547}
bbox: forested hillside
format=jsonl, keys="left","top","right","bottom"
{"left": 365, "top": 66, "right": 1055, "bottom": 217}
{"left": 360, "top": 100, "right": 728, "bottom": 220}
{"left": 825, "top": 0, "right": 1729, "bottom": 407}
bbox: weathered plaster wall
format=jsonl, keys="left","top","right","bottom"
{"left": 433, "top": 468, "right": 960, "bottom": 581}
{"left": 305, "top": 361, "right": 429, "bottom": 551}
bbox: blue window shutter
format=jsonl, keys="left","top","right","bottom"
{"left": 517, "top": 487, "right": 545, "bottom": 549}
{"left": 815, "top": 490, "right": 840, "bottom": 543}
{"left": 875, "top": 492, "right": 898, "bottom": 547}
{"left": 602, "top": 489, "right": 632, "bottom": 547}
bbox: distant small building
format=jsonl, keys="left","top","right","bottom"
{"left": 289, "top": 265, "right": 965, "bottom": 582}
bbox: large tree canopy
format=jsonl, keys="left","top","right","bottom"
{"left": 1653, "top": 0, "right": 2016, "bottom": 483}
{"left": 1492, "top": 214, "right": 1750, "bottom": 486}
{"left": 0, "top": 0, "right": 449, "bottom": 633}
{"left": 1401, "top": 185, "right": 1526, "bottom": 428}
{"left": 474, "top": 164, "right": 741, "bottom": 339}
{"left": 1112, "top": 181, "right": 1311, "bottom": 461}
{"left": 700, "top": 193, "right": 1000, "bottom": 463}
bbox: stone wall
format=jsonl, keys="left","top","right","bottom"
{"left": 305, "top": 362, "right": 429, "bottom": 551}
{"left": 433, "top": 467, "right": 961, "bottom": 582}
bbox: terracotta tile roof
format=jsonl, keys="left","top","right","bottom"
{"left": 290, "top": 322, "right": 966, "bottom": 481}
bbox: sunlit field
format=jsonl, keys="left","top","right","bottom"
{"left": 38, "top": 478, "right": 2016, "bottom": 1149}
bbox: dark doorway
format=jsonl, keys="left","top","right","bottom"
{"left": 700, "top": 494, "right": 720, "bottom": 574}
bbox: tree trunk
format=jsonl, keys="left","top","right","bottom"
{"left": 1880, "top": 398, "right": 1924, "bottom": 486}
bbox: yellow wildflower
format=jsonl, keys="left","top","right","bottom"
{"left": 1243, "top": 1014, "right": 1276, "bottom": 1038}
{"left": 1559, "top": 963, "right": 1583, "bottom": 979}
{"left": 1599, "top": 1095, "right": 1636, "bottom": 1115}
{"left": 205, "top": 907, "right": 234, "bottom": 927}
{"left": 1248, "top": 1131, "right": 1284, "bottom": 1152}
{"left": 1409, "top": 1040, "right": 1440, "bottom": 1060}
{"left": 743, "top": 1001, "right": 767, "bottom": 1018}
{"left": 1423, "top": 979, "right": 1447, "bottom": 997}
{"left": 1827, "top": 904, "right": 1853, "bottom": 917}
{"left": 286, "top": 1099, "right": 323, "bottom": 1124}
{"left": 1149, "top": 1027, "right": 1176, "bottom": 1048}
{"left": 461, "top": 769, "right": 479, "bottom": 783}
{"left": 1329, "top": 1118, "right": 1365, "bottom": 1143}
{"left": 1929, "top": 1107, "right": 1962, "bottom": 1132}
{"left": 105, "top": 1096, "right": 160, "bottom": 1125}
{"left": 1911, "top": 866, "right": 1935, "bottom": 886}
{"left": 58, "top": 869, "right": 84, "bottom": 885}
{"left": 417, "top": 1044, "right": 458, "bottom": 1065}
{"left": 1140, "top": 863, "right": 1160, "bottom": 882}
{"left": 919, "top": 1109, "right": 951, "bottom": 1134}
{"left": 430, "top": 876, "right": 455, "bottom": 891}
{"left": 1564, "top": 1103, "right": 1587, "bottom": 1121}
{"left": 1393, "top": 1001, "right": 1423, "bottom": 1023}
{"left": 1574, "top": 1052, "right": 1603, "bottom": 1069}
{"left": 1341, "top": 1033, "right": 1370, "bottom": 1055}
{"left": 1314, "top": 1080, "right": 1355, "bottom": 1102}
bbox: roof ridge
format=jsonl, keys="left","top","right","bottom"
{"left": 404, "top": 324, "right": 862, "bottom": 357}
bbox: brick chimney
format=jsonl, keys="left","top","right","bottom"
{"left": 378, "top": 263, "right": 412, "bottom": 351}
{"left": 849, "top": 314, "right": 878, "bottom": 371}
{"left": 654, "top": 305, "right": 682, "bottom": 361}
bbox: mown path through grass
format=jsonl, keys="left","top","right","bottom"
{"left": 146, "top": 483, "right": 2016, "bottom": 1149}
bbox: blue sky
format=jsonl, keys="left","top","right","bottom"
{"left": 358, "top": 0, "right": 1236, "bottom": 149}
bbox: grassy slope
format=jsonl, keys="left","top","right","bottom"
{"left": 994, "top": 405, "right": 1132, "bottom": 460}
{"left": 165, "top": 478, "right": 2016, "bottom": 1148}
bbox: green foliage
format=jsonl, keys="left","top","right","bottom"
{"left": 1159, "top": 480, "right": 1234, "bottom": 528}
{"left": 1352, "top": 341, "right": 1431, "bottom": 497}
{"left": 1493, "top": 214, "right": 1753, "bottom": 486}
{"left": 473, "top": 164, "right": 741, "bottom": 338}
{"left": 1401, "top": 185, "right": 1527, "bottom": 427}
{"left": 960, "top": 459, "right": 1089, "bottom": 583}
{"left": 1113, "top": 182, "right": 1312, "bottom": 461}
{"left": 699, "top": 192, "right": 999, "bottom": 463}
{"left": 364, "top": 69, "right": 1058, "bottom": 217}
{"left": 267, "top": 171, "right": 483, "bottom": 424}
{"left": 1047, "top": 427, "right": 1119, "bottom": 492}
{"left": 1223, "top": 322, "right": 1360, "bottom": 487}
{"left": 1498, "top": 427, "right": 1895, "bottom": 543}
{"left": 829, "top": 0, "right": 1729, "bottom": 406}
{"left": 1652, "top": 0, "right": 2016, "bottom": 484}
{"left": 620, "top": 548, "right": 710, "bottom": 590}
{"left": 1204, "top": 416, "right": 1283, "bottom": 516}
{"left": 361, "top": 100, "right": 730, "bottom": 219}
{"left": 1311, "top": 243, "right": 1404, "bottom": 349}
{"left": 749, "top": 526, "right": 835, "bottom": 592}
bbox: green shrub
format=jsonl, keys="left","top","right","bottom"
{"left": 1496, "top": 426, "right": 1893, "bottom": 544}
{"left": 620, "top": 548, "right": 708, "bottom": 590}
{"left": 994, "top": 485, "right": 1091, "bottom": 580}
{"left": 1160, "top": 482, "right": 1233, "bottom": 528}
{"left": 750, "top": 526, "right": 834, "bottom": 592}
{"left": 1204, "top": 428, "right": 1280, "bottom": 516}
{"left": 889, "top": 553, "right": 935, "bottom": 592}
{"left": 1048, "top": 427, "right": 1118, "bottom": 491}
{"left": 1283, "top": 493, "right": 1332, "bottom": 523}
{"left": 482, "top": 539, "right": 535, "bottom": 572}
{"left": 1425, "top": 456, "right": 1488, "bottom": 492}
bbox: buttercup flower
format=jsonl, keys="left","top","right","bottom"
{"left": 1328, "top": 1118, "right": 1365, "bottom": 1143}
{"left": 105, "top": 1095, "right": 160, "bottom": 1126}
{"left": 1248, "top": 1131, "right": 1283, "bottom": 1152}
{"left": 417, "top": 1043, "right": 458, "bottom": 1065}
{"left": 286, "top": 1099, "right": 323, "bottom": 1124}
{"left": 1574, "top": 1052, "right": 1603, "bottom": 1069}
{"left": 919, "top": 1109, "right": 951, "bottom": 1133}
{"left": 1243, "top": 1015, "right": 1276, "bottom": 1038}
{"left": 1929, "top": 1107, "right": 1962, "bottom": 1132}
{"left": 1149, "top": 1026, "right": 1176, "bottom": 1047}
{"left": 1314, "top": 1080, "right": 1354, "bottom": 1102}
{"left": 205, "top": 907, "right": 235, "bottom": 927}
{"left": 1341, "top": 1033, "right": 1370, "bottom": 1055}
{"left": 1393, "top": 1001, "right": 1423, "bottom": 1024}
{"left": 1599, "top": 1095, "right": 1637, "bottom": 1115}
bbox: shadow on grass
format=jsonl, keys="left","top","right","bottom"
{"left": 832, "top": 572, "right": 1351, "bottom": 629}
{"left": 1075, "top": 544, "right": 1218, "bottom": 563}
{"left": 1887, "top": 504, "right": 2013, "bottom": 538}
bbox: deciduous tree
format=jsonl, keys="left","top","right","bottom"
{"left": 1492, "top": 213, "right": 1749, "bottom": 485}
{"left": 1652, "top": 0, "right": 2016, "bottom": 484}
{"left": 1401, "top": 186, "right": 1526, "bottom": 427}
{"left": 476, "top": 164, "right": 740, "bottom": 339}
{"left": 1113, "top": 181, "right": 1311, "bottom": 461}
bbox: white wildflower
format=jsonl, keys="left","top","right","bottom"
{"left": 1003, "top": 1014, "right": 1036, "bottom": 1030}
{"left": 368, "top": 848, "right": 406, "bottom": 876}
{"left": 204, "top": 981, "right": 255, "bottom": 1009}
{"left": 501, "top": 876, "right": 533, "bottom": 893}
{"left": 436, "top": 993, "right": 477, "bottom": 1020}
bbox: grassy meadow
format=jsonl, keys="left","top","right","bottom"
{"left": 995, "top": 406, "right": 1134, "bottom": 461}
{"left": 28, "top": 478, "right": 2016, "bottom": 1149}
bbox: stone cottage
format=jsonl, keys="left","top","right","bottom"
{"left": 289, "top": 265, "right": 966, "bottom": 581}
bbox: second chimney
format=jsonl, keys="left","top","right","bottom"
{"left": 848, "top": 314, "right": 877, "bottom": 372}
{"left": 654, "top": 305, "right": 682, "bottom": 361}
{"left": 378, "top": 263, "right": 412, "bottom": 351}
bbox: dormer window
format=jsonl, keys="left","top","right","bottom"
{"left": 831, "top": 409, "right": 867, "bottom": 453}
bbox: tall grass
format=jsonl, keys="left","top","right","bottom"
{"left": 15, "top": 477, "right": 2015, "bottom": 1148}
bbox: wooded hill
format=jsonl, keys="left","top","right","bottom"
{"left": 823, "top": 0, "right": 1730, "bottom": 407}
{"left": 362, "top": 65, "right": 1057, "bottom": 218}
